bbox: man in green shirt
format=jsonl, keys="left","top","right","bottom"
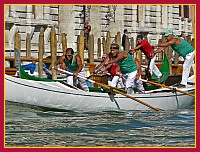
{"left": 105, "top": 43, "right": 144, "bottom": 94}
{"left": 153, "top": 30, "right": 195, "bottom": 88}
{"left": 54, "top": 48, "right": 89, "bottom": 92}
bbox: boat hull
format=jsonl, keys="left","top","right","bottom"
{"left": 5, "top": 75, "right": 195, "bottom": 111}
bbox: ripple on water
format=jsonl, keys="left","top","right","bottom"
{"left": 5, "top": 101, "right": 195, "bottom": 147}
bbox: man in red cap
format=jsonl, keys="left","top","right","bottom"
{"left": 131, "top": 34, "right": 162, "bottom": 82}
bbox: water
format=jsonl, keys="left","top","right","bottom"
{"left": 5, "top": 101, "right": 195, "bottom": 147}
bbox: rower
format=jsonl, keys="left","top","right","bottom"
{"left": 131, "top": 34, "right": 163, "bottom": 82}
{"left": 105, "top": 43, "right": 144, "bottom": 95}
{"left": 54, "top": 48, "right": 89, "bottom": 92}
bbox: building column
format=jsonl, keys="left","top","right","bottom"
{"left": 155, "top": 5, "right": 161, "bottom": 33}
{"left": 138, "top": 6, "right": 145, "bottom": 28}
{"left": 26, "top": 5, "right": 34, "bottom": 19}
{"left": 168, "top": 6, "right": 173, "bottom": 30}
{"left": 162, "top": 6, "right": 168, "bottom": 32}
{"left": 10, "top": 6, "right": 16, "bottom": 18}
{"left": 9, "top": 25, "right": 18, "bottom": 49}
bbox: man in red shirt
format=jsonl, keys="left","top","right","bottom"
{"left": 101, "top": 52, "right": 124, "bottom": 88}
{"left": 131, "top": 34, "right": 162, "bottom": 81}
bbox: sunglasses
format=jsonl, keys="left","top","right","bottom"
{"left": 66, "top": 54, "right": 73, "bottom": 57}
{"left": 110, "top": 47, "right": 119, "bottom": 50}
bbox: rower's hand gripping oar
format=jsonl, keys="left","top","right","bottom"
{"left": 87, "top": 65, "right": 104, "bottom": 79}
{"left": 56, "top": 68, "right": 161, "bottom": 112}
{"left": 141, "top": 79, "right": 195, "bottom": 97}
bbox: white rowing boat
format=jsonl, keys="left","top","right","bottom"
{"left": 5, "top": 74, "right": 195, "bottom": 111}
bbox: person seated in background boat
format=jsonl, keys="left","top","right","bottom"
{"left": 101, "top": 52, "right": 124, "bottom": 88}
{"left": 54, "top": 48, "right": 89, "bottom": 92}
{"left": 104, "top": 43, "right": 144, "bottom": 94}
{"left": 153, "top": 30, "right": 195, "bottom": 88}
{"left": 131, "top": 34, "right": 163, "bottom": 82}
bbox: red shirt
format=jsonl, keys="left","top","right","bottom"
{"left": 108, "top": 63, "right": 120, "bottom": 76}
{"left": 139, "top": 40, "right": 153, "bottom": 59}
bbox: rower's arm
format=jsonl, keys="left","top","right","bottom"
{"left": 75, "top": 54, "right": 83, "bottom": 73}
{"left": 154, "top": 47, "right": 165, "bottom": 54}
{"left": 155, "top": 39, "right": 176, "bottom": 47}
{"left": 133, "top": 44, "right": 142, "bottom": 51}
{"left": 54, "top": 55, "right": 65, "bottom": 70}
{"left": 107, "top": 52, "right": 127, "bottom": 65}
{"left": 95, "top": 56, "right": 109, "bottom": 70}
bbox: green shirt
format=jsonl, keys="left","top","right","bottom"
{"left": 64, "top": 53, "right": 78, "bottom": 72}
{"left": 116, "top": 53, "right": 138, "bottom": 74}
{"left": 171, "top": 37, "right": 194, "bottom": 57}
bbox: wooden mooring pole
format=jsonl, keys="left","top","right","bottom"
{"left": 88, "top": 34, "right": 95, "bottom": 74}
{"left": 50, "top": 26, "right": 57, "bottom": 80}
{"left": 26, "top": 33, "right": 31, "bottom": 58}
{"left": 78, "top": 31, "right": 85, "bottom": 64}
{"left": 135, "top": 35, "right": 142, "bottom": 64}
{"left": 97, "top": 38, "right": 101, "bottom": 59}
{"left": 38, "top": 27, "right": 44, "bottom": 78}
{"left": 88, "top": 34, "right": 94, "bottom": 64}
{"left": 62, "top": 33, "right": 67, "bottom": 55}
{"left": 102, "top": 37, "right": 106, "bottom": 54}
{"left": 130, "top": 37, "right": 134, "bottom": 49}
{"left": 14, "top": 32, "right": 21, "bottom": 77}
{"left": 115, "top": 31, "right": 121, "bottom": 46}
{"left": 105, "top": 31, "right": 111, "bottom": 54}
{"left": 125, "top": 36, "right": 130, "bottom": 52}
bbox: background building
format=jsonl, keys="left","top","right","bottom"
{"left": 5, "top": 5, "right": 195, "bottom": 58}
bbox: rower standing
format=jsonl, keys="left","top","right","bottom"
{"left": 153, "top": 30, "right": 195, "bottom": 88}
{"left": 131, "top": 34, "right": 163, "bottom": 82}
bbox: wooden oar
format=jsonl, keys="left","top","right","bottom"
{"left": 145, "top": 55, "right": 152, "bottom": 81}
{"left": 56, "top": 68, "right": 161, "bottom": 112}
{"left": 87, "top": 65, "right": 104, "bottom": 79}
{"left": 141, "top": 79, "right": 195, "bottom": 97}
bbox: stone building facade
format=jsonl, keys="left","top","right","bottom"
{"left": 5, "top": 5, "right": 195, "bottom": 58}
